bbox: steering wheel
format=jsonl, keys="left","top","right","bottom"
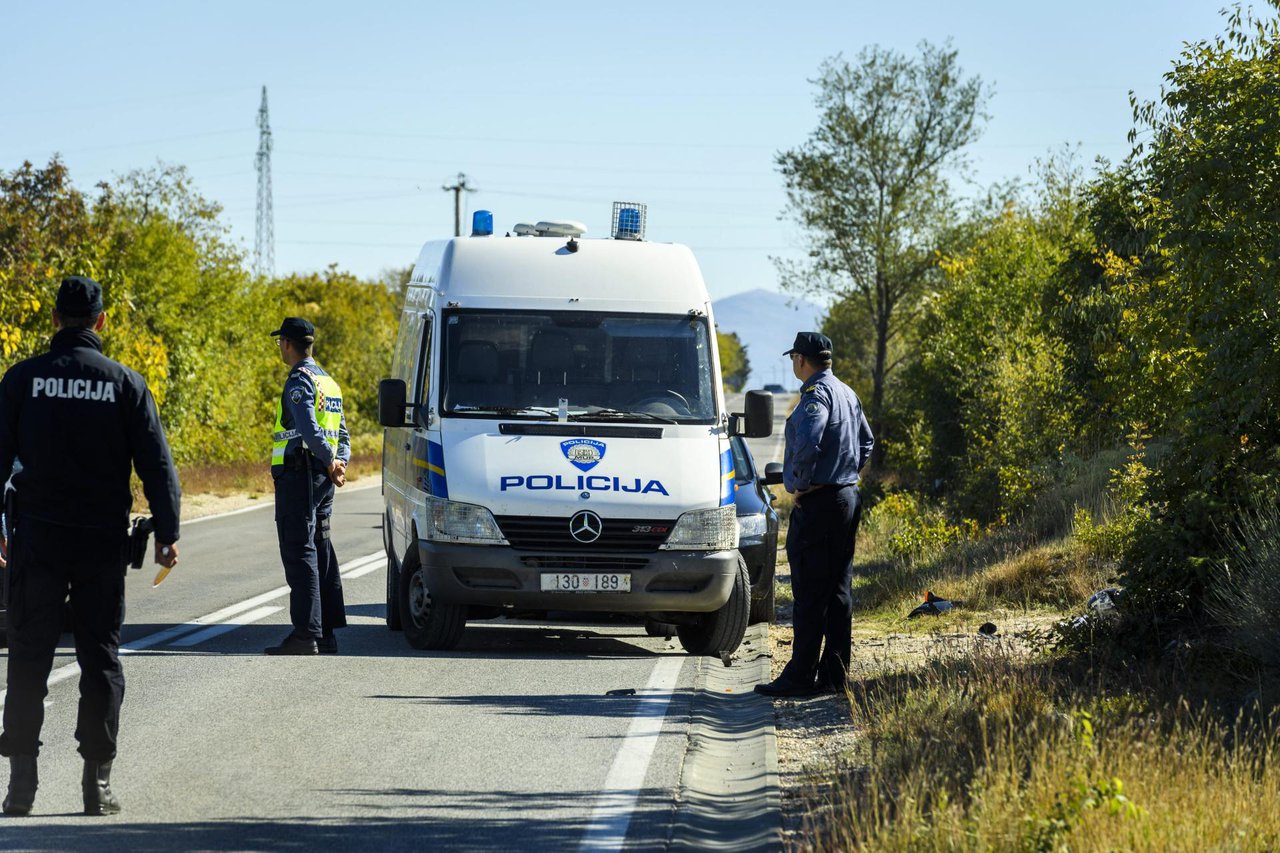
{"left": 629, "top": 389, "right": 691, "bottom": 415}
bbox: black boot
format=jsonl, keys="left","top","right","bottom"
{"left": 82, "top": 760, "right": 121, "bottom": 816}
{"left": 3, "top": 755, "right": 38, "bottom": 816}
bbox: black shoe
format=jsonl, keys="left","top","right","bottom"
{"left": 82, "top": 760, "right": 121, "bottom": 816}
{"left": 815, "top": 678, "right": 847, "bottom": 694}
{"left": 265, "top": 634, "right": 319, "bottom": 656}
{"left": 317, "top": 635, "right": 338, "bottom": 655}
{"left": 3, "top": 755, "right": 38, "bottom": 816}
{"left": 753, "top": 678, "right": 818, "bottom": 698}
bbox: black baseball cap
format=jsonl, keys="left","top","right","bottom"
{"left": 783, "top": 331, "right": 832, "bottom": 359}
{"left": 56, "top": 276, "right": 104, "bottom": 318}
{"left": 270, "top": 317, "right": 315, "bottom": 343}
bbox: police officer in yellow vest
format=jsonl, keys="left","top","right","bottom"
{"left": 268, "top": 317, "right": 350, "bottom": 655}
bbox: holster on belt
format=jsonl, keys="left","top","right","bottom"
{"left": 124, "top": 516, "right": 155, "bottom": 572}
{"left": 284, "top": 447, "right": 314, "bottom": 471}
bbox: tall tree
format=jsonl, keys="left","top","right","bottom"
{"left": 776, "top": 43, "right": 988, "bottom": 459}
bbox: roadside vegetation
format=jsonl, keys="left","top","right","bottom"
{"left": 773, "top": 5, "right": 1280, "bottom": 849}
{"left": 0, "top": 160, "right": 400, "bottom": 483}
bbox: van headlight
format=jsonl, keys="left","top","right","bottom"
{"left": 660, "top": 506, "right": 738, "bottom": 551}
{"left": 422, "top": 494, "right": 509, "bottom": 545}
{"left": 737, "top": 513, "right": 769, "bottom": 543}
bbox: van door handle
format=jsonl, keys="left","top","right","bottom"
{"left": 404, "top": 442, "right": 411, "bottom": 450}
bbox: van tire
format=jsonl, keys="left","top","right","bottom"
{"left": 398, "top": 548, "right": 466, "bottom": 650}
{"left": 385, "top": 554, "right": 402, "bottom": 631}
{"left": 676, "top": 556, "right": 750, "bottom": 657}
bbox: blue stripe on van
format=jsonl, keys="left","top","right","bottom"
{"left": 427, "top": 439, "right": 448, "bottom": 498}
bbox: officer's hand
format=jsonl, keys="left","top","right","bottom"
{"left": 155, "top": 542, "right": 179, "bottom": 568}
{"left": 0, "top": 536, "right": 7, "bottom": 569}
{"left": 328, "top": 459, "right": 347, "bottom": 488}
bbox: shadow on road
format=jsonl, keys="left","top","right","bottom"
{"left": 0, "top": 784, "right": 676, "bottom": 851}
{"left": 95, "top": 620, "right": 684, "bottom": 662}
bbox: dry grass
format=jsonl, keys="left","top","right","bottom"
{"left": 799, "top": 641, "right": 1280, "bottom": 852}
{"left": 130, "top": 453, "right": 382, "bottom": 510}
{"left": 778, "top": 449, "right": 1280, "bottom": 851}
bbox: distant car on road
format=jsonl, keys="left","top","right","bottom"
{"left": 730, "top": 434, "right": 782, "bottom": 623}
{"left": 762, "top": 383, "right": 789, "bottom": 394}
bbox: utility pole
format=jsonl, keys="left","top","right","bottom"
{"left": 254, "top": 86, "right": 275, "bottom": 279}
{"left": 442, "top": 172, "right": 475, "bottom": 237}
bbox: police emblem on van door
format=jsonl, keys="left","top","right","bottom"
{"left": 561, "top": 439, "right": 606, "bottom": 472}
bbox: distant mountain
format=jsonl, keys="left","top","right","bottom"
{"left": 713, "top": 289, "right": 825, "bottom": 391}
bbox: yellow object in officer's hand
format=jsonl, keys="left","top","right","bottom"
{"left": 153, "top": 544, "right": 175, "bottom": 586}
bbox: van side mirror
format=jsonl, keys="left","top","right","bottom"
{"left": 378, "top": 379, "right": 408, "bottom": 427}
{"left": 728, "top": 390, "right": 774, "bottom": 438}
{"left": 763, "top": 462, "right": 783, "bottom": 486}
{"left": 742, "top": 390, "right": 774, "bottom": 438}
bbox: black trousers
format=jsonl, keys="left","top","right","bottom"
{"left": 274, "top": 464, "right": 346, "bottom": 640}
{"left": 1, "top": 518, "right": 127, "bottom": 760}
{"left": 780, "top": 485, "right": 861, "bottom": 688}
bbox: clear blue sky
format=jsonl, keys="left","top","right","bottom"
{"left": 1, "top": 1, "right": 1227, "bottom": 302}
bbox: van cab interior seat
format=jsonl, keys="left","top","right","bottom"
{"left": 525, "top": 329, "right": 575, "bottom": 406}
{"left": 449, "top": 340, "right": 513, "bottom": 409}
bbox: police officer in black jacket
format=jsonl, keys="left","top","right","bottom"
{"left": 0, "top": 277, "right": 181, "bottom": 817}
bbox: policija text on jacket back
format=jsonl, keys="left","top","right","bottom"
{"left": 0, "top": 276, "right": 181, "bottom": 817}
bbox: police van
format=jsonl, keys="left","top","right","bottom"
{"left": 378, "top": 203, "right": 773, "bottom": 655}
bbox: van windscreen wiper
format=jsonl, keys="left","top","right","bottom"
{"left": 568, "top": 407, "right": 677, "bottom": 425}
{"left": 450, "top": 406, "right": 558, "bottom": 419}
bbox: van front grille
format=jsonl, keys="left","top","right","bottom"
{"left": 495, "top": 516, "right": 673, "bottom": 552}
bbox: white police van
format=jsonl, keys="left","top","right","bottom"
{"left": 378, "top": 203, "right": 773, "bottom": 655}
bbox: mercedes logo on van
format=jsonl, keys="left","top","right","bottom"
{"left": 569, "top": 510, "right": 603, "bottom": 543}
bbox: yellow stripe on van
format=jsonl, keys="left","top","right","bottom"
{"left": 412, "top": 458, "right": 446, "bottom": 477}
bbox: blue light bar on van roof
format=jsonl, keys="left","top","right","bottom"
{"left": 471, "top": 210, "right": 493, "bottom": 237}
{"left": 612, "top": 201, "right": 646, "bottom": 241}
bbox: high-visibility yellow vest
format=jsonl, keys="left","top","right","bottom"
{"left": 271, "top": 365, "right": 343, "bottom": 466}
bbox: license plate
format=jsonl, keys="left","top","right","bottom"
{"left": 540, "top": 572, "right": 632, "bottom": 593}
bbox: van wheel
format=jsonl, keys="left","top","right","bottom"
{"left": 398, "top": 548, "right": 466, "bottom": 650}
{"left": 676, "top": 556, "right": 749, "bottom": 656}
{"left": 385, "top": 554, "right": 402, "bottom": 631}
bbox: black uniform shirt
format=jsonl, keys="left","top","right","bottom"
{"left": 0, "top": 327, "right": 181, "bottom": 543}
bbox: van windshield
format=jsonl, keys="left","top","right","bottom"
{"left": 442, "top": 310, "right": 718, "bottom": 423}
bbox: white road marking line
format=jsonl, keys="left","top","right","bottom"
{"left": 182, "top": 480, "right": 381, "bottom": 526}
{"left": 0, "top": 551, "right": 384, "bottom": 710}
{"left": 169, "top": 605, "right": 284, "bottom": 647}
{"left": 578, "top": 656, "right": 684, "bottom": 852}
{"left": 342, "top": 558, "right": 384, "bottom": 579}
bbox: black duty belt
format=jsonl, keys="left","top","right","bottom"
{"left": 808, "top": 483, "right": 857, "bottom": 494}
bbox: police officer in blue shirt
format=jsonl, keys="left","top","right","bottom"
{"left": 266, "top": 317, "right": 350, "bottom": 656}
{"left": 0, "top": 277, "right": 181, "bottom": 815}
{"left": 756, "top": 332, "right": 874, "bottom": 697}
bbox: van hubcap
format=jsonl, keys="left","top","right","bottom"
{"left": 409, "top": 570, "right": 432, "bottom": 627}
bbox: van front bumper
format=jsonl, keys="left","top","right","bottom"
{"left": 415, "top": 540, "right": 739, "bottom": 613}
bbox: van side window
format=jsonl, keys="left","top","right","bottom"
{"left": 392, "top": 313, "right": 421, "bottom": 386}
{"left": 414, "top": 317, "right": 433, "bottom": 406}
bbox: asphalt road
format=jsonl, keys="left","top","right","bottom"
{"left": 0, "top": 399, "right": 789, "bottom": 851}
